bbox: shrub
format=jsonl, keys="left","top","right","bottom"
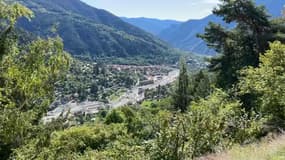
{"left": 105, "top": 109, "right": 125, "bottom": 124}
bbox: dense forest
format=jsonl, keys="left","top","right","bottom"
{"left": 16, "top": 0, "right": 180, "bottom": 64}
{"left": 1, "top": 0, "right": 285, "bottom": 160}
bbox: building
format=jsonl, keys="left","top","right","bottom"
{"left": 139, "top": 80, "right": 154, "bottom": 86}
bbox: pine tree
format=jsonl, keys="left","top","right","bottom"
{"left": 199, "top": 0, "right": 285, "bottom": 89}
{"left": 173, "top": 57, "right": 189, "bottom": 112}
{"left": 189, "top": 70, "right": 212, "bottom": 102}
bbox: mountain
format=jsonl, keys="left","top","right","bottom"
{"left": 16, "top": 0, "right": 174, "bottom": 61}
{"left": 121, "top": 17, "right": 182, "bottom": 35}
{"left": 159, "top": 15, "right": 227, "bottom": 55}
{"left": 158, "top": 0, "right": 284, "bottom": 55}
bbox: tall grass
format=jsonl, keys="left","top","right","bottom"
{"left": 197, "top": 134, "right": 285, "bottom": 160}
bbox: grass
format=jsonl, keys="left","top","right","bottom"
{"left": 141, "top": 100, "right": 158, "bottom": 108}
{"left": 108, "top": 89, "right": 126, "bottom": 101}
{"left": 197, "top": 134, "right": 285, "bottom": 160}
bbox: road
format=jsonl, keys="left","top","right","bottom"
{"left": 110, "top": 68, "right": 179, "bottom": 108}
{"left": 43, "top": 68, "right": 179, "bottom": 122}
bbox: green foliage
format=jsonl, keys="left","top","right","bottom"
{"left": 239, "top": 41, "right": 285, "bottom": 127}
{"left": 9, "top": 95, "right": 263, "bottom": 160}
{"left": 10, "top": 106, "right": 165, "bottom": 160}
{"left": 189, "top": 90, "right": 262, "bottom": 153}
{"left": 0, "top": 1, "right": 71, "bottom": 158}
{"left": 150, "top": 113, "right": 191, "bottom": 160}
{"left": 173, "top": 57, "right": 190, "bottom": 112}
{"left": 199, "top": 0, "right": 285, "bottom": 89}
{"left": 152, "top": 89, "right": 262, "bottom": 159}
{"left": 0, "top": 37, "right": 70, "bottom": 158}
{"left": 2, "top": 37, "right": 70, "bottom": 112}
{"left": 12, "top": 124, "right": 128, "bottom": 160}
{"left": 0, "top": 1, "right": 33, "bottom": 27}
{"left": 213, "top": 0, "right": 270, "bottom": 30}
{"left": 16, "top": 0, "right": 179, "bottom": 63}
{"left": 144, "top": 84, "right": 172, "bottom": 100}
{"left": 105, "top": 109, "right": 125, "bottom": 124}
{"left": 0, "top": 0, "right": 33, "bottom": 60}
{"left": 79, "top": 145, "right": 148, "bottom": 160}
{"left": 173, "top": 58, "right": 211, "bottom": 112}
{"left": 0, "top": 1, "right": 283, "bottom": 160}
{"left": 189, "top": 70, "right": 213, "bottom": 101}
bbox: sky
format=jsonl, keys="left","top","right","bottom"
{"left": 80, "top": 0, "right": 220, "bottom": 21}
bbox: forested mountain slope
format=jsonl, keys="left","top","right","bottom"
{"left": 16, "top": 0, "right": 173, "bottom": 59}
{"left": 158, "top": 0, "right": 284, "bottom": 55}
{"left": 2, "top": 1, "right": 285, "bottom": 159}
{"left": 159, "top": 15, "right": 227, "bottom": 55}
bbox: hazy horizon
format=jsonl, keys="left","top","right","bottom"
{"left": 80, "top": 0, "right": 220, "bottom": 21}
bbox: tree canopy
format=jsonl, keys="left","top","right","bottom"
{"left": 0, "top": 1, "right": 71, "bottom": 158}
{"left": 199, "top": 0, "right": 285, "bottom": 89}
{"left": 239, "top": 41, "right": 285, "bottom": 127}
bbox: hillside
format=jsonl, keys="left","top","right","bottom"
{"left": 158, "top": 0, "right": 284, "bottom": 55}
{"left": 2, "top": 1, "right": 285, "bottom": 160}
{"left": 198, "top": 135, "right": 285, "bottom": 160}
{"left": 121, "top": 17, "right": 182, "bottom": 35}
{"left": 16, "top": 0, "right": 174, "bottom": 61}
{"left": 159, "top": 15, "right": 227, "bottom": 55}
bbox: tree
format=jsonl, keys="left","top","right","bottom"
{"left": 239, "top": 41, "right": 285, "bottom": 128}
{"left": 12, "top": 124, "right": 129, "bottom": 160}
{"left": 152, "top": 89, "right": 262, "bottom": 159}
{"left": 213, "top": 0, "right": 270, "bottom": 53}
{"left": 173, "top": 57, "right": 189, "bottom": 112}
{"left": 151, "top": 115, "right": 190, "bottom": 160}
{"left": 189, "top": 70, "right": 212, "bottom": 102}
{"left": 92, "top": 63, "right": 100, "bottom": 75}
{"left": 0, "top": 0, "right": 33, "bottom": 60}
{"left": 199, "top": 0, "right": 285, "bottom": 89}
{"left": 188, "top": 89, "right": 262, "bottom": 157}
{"left": 0, "top": 1, "right": 71, "bottom": 158}
{"left": 90, "top": 82, "right": 99, "bottom": 96}
{"left": 105, "top": 110, "right": 125, "bottom": 125}
{"left": 0, "top": 38, "right": 71, "bottom": 158}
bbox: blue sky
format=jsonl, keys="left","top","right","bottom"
{"left": 81, "top": 0, "right": 220, "bottom": 21}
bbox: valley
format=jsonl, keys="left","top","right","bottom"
{"left": 44, "top": 65, "right": 179, "bottom": 122}
{"left": 1, "top": 0, "right": 285, "bottom": 160}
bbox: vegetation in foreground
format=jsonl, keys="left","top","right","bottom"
{"left": 198, "top": 134, "right": 285, "bottom": 160}
{"left": 0, "top": 0, "right": 285, "bottom": 160}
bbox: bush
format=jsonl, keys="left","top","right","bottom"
{"left": 151, "top": 89, "right": 263, "bottom": 159}
{"left": 12, "top": 124, "right": 127, "bottom": 159}
{"left": 239, "top": 41, "right": 285, "bottom": 128}
{"left": 105, "top": 110, "right": 125, "bottom": 124}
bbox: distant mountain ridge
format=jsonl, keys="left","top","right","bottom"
{"left": 125, "top": 0, "right": 284, "bottom": 55}
{"left": 16, "top": 0, "right": 174, "bottom": 60}
{"left": 121, "top": 17, "right": 182, "bottom": 35}
{"left": 159, "top": 15, "right": 227, "bottom": 55}
{"left": 159, "top": 0, "right": 284, "bottom": 55}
